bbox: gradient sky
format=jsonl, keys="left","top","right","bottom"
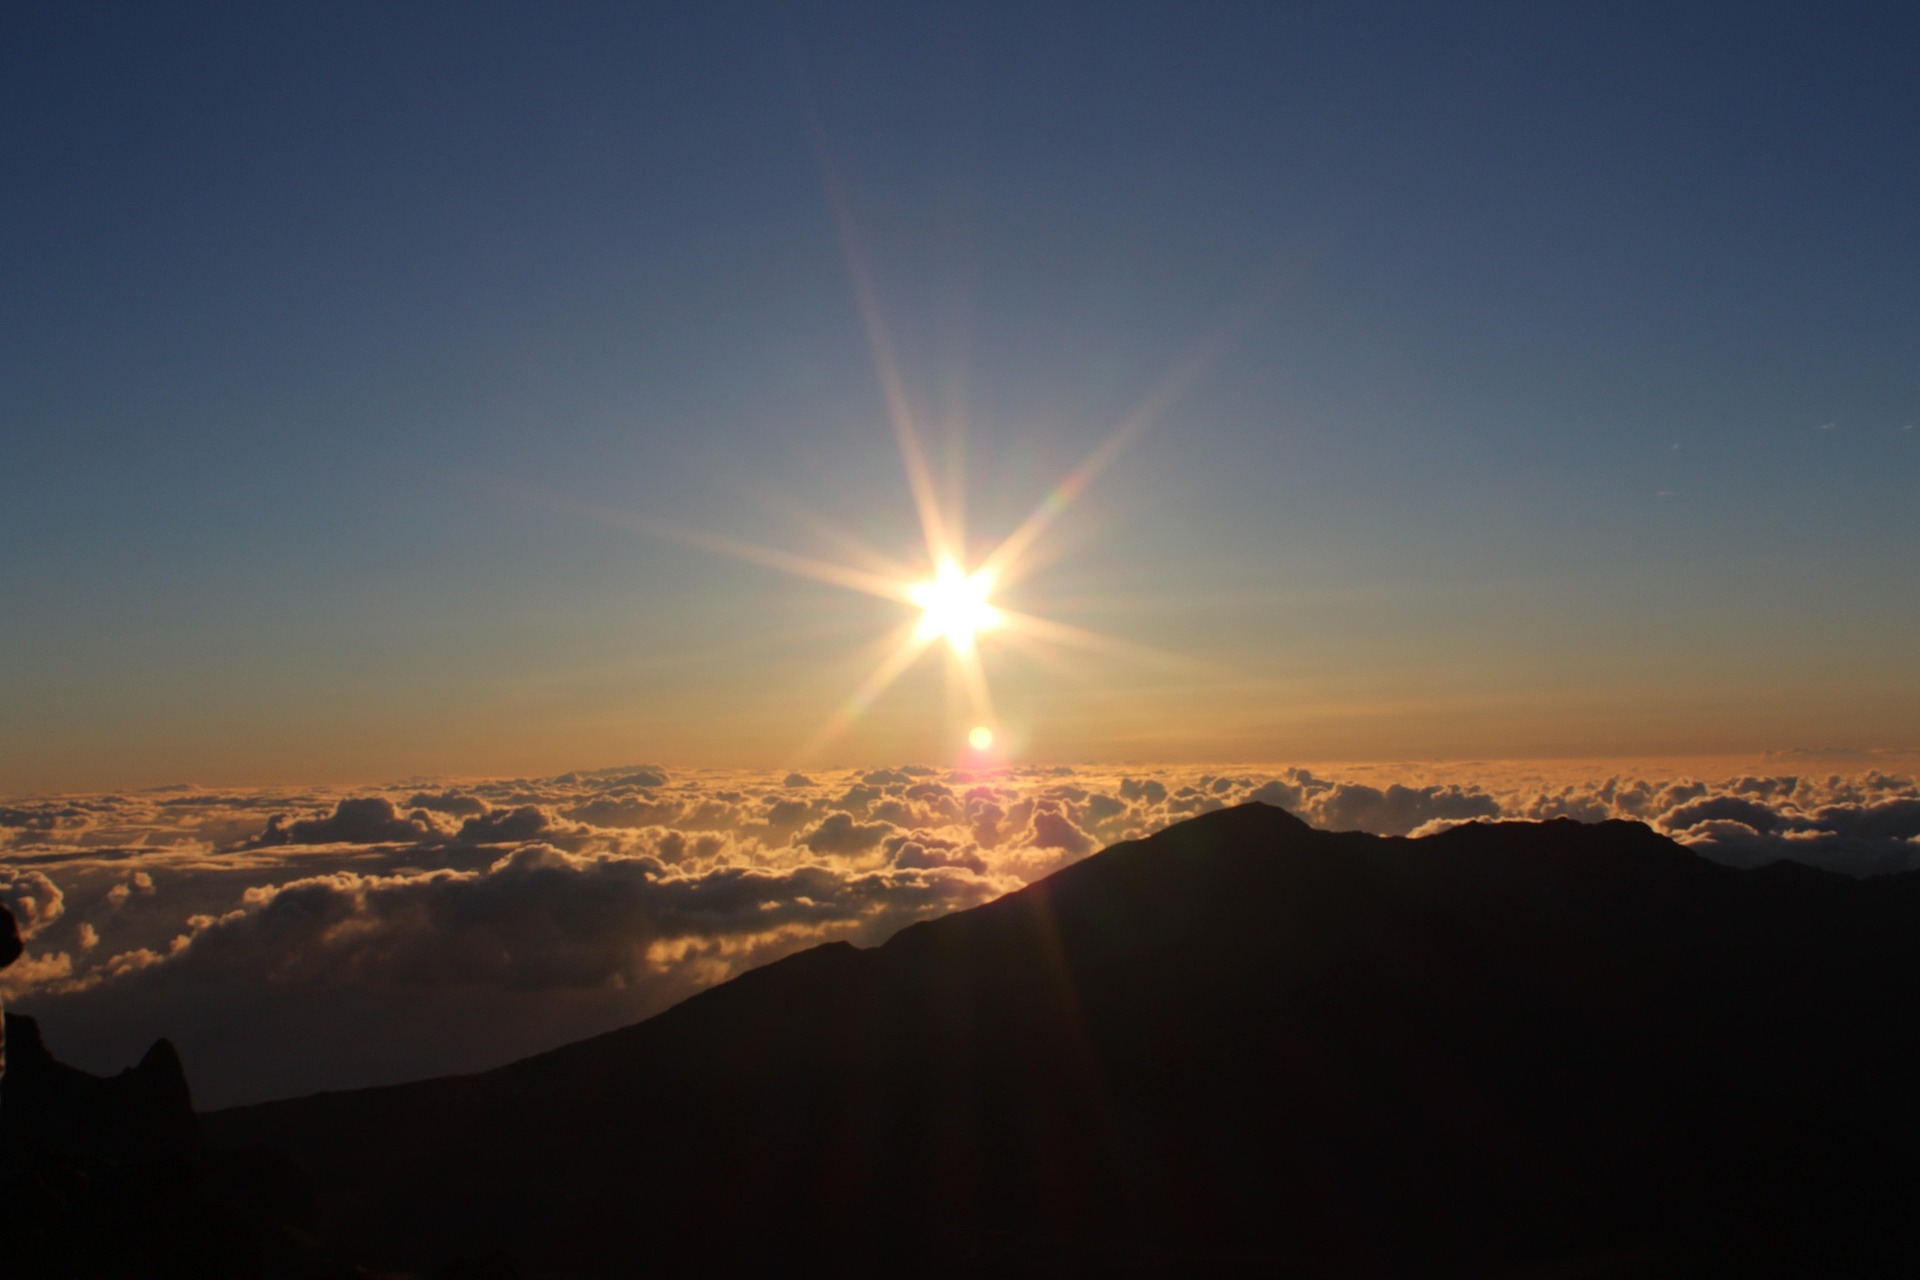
{"left": 5, "top": 1, "right": 1916, "bottom": 792}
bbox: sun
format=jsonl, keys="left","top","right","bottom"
{"left": 607, "top": 176, "right": 1225, "bottom": 762}
{"left": 907, "top": 559, "right": 1000, "bottom": 655}
{"left": 591, "top": 140, "right": 1241, "bottom": 762}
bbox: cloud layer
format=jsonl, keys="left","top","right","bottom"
{"left": 4, "top": 760, "right": 1916, "bottom": 1106}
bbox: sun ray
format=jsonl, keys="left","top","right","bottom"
{"left": 500, "top": 485, "right": 916, "bottom": 604}
{"left": 950, "top": 640, "right": 996, "bottom": 727}
{"left": 942, "top": 637, "right": 966, "bottom": 738}
{"left": 985, "top": 626, "right": 1088, "bottom": 682}
{"left": 735, "top": 483, "right": 924, "bottom": 584}
{"left": 792, "top": 623, "right": 938, "bottom": 762}
{"left": 980, "top": 297, "right": 1271, "bottom": 589}
{"left": 994, "top": 607, "right": 1207, "bottom": 673}
{"left": 650, "top": 519, "right": 918, "bottom": 604}
{"left": 941, "top": 401, "right": 969, "bottom": 560}
{"left": 807, "top": 119, "right": 956, "bottom": 569}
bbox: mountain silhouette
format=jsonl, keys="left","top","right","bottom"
{"left": 194, "top": 803, "right": 1920, "bottom": 1276}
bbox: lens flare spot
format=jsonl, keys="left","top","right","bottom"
{"left": 967, "top": 725, "right": 994, "bottom": 751}
{"left": 908, "top": 560, "right": 1000, "bottom": 654}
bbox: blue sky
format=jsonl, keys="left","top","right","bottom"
{"left": 4, "top": 2, "right": 1916, "bottom": 789}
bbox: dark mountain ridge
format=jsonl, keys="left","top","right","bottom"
{"left": 180, "top": 804, "right": 1920, "bottom": 1274}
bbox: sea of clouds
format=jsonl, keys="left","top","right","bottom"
{"left": 4, "top": 759, "right": 1918, "bottom": 1107}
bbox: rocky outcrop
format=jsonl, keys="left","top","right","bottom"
{"left": 0, "top": 1015, "right": 365, "bottom": 1279}
{"left": 1, "top": 1013, "right": 196, "bottom": 1168}
{"left": 0, "top": 1014, "right": 249, "bottom": 1276}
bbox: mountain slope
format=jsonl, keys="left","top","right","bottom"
{"left": 203, "top": 804, "right": 1920, "bottom": 1275}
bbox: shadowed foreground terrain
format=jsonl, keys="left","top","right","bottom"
{"left": 19, "top": 803, "right": 1920, "bottom": 1275}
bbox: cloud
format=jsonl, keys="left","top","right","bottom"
{"left": 1672, "top": 821, "right": 1920, "bottom": 877}
{"left": 763, "top": 798, "right": 814, "bottom": 831}
{"left": 1, "top": 949, "right": 75, "bottom": 999}
{"left": 886, "top": 832, "right": 989, "bottom": 875}
{"left": 405, "top": 790, "right": 487, "bottom": 817}
{"left": 798, "top": 811, "right": 895, "bottom": 855}
{"left": 1028, "top": 801, "right": 1092, "bottom": 856}
{"left": 1798, "top": 798, "right": 1920, "bottom": 841}
{"left": 250, "top": 797, "right": 436, "bottom": 847}
{"left": 0, "top": 869, "right": 66, "bottom": 938}
{"left": 455, "top": 804, "right": 596, "bottom": 846}
{"left": 1312, "top": 783, "right": 1501, "bottom": 838}
{"left": 1, "top": 803, "right": 101, "bottom": 835}
{"left": 162, "top": 844, "right": 929, "bottom": 991}
{"left": 561, "top": 796, "right": 681, "bottom": 829}
{"left": 1658, "top": 795, "right": 1784, "bottom": 834}
{"left": 105, "top": 871, "right": 156, "bottom": 907}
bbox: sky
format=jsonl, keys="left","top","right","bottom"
{"left": 4, "top": 1, "right": 1918, "bottom": 790}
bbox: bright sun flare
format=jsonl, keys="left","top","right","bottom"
{"left": 908, "top": 560, "right": 1001, "bottom": 654}
{"left": 621, "top": 178, "right": 1219, "bottom": 763}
